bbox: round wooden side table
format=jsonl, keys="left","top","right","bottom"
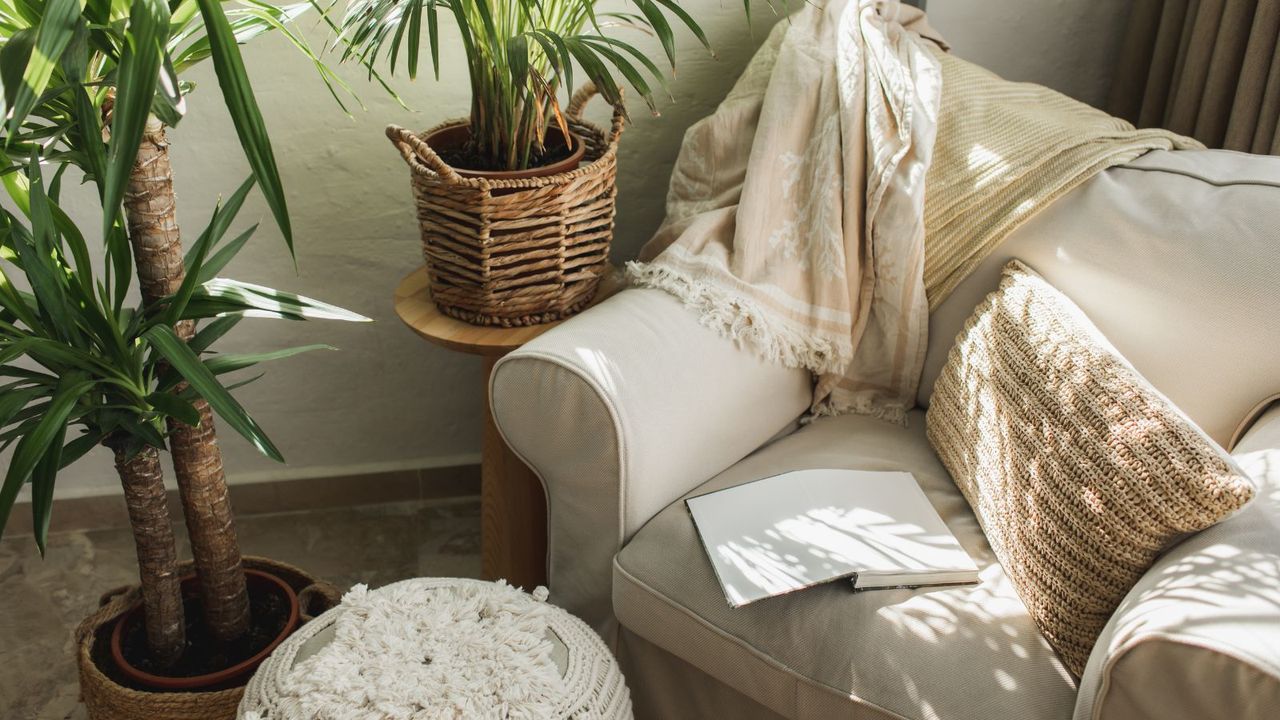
{"left": 393, "top": 267, "right": 624, "bottom": 589}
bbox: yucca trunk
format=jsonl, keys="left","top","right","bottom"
{"left": 124, "top": 115, "right": 251, "bottom": 643}
{"left": 113, "top": 441, "right": 185, "bottom": 665}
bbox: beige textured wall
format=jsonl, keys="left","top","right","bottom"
{"left": 30, "top": 0, "right": 1127, "bottom": 499}
{"left": 928, "top": 0, "right": 1131, "bottom": 108}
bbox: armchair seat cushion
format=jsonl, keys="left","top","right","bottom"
{"left": 614, "top": 411, "right": 1078, "bottom": 720}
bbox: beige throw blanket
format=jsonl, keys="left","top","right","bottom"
{"left": 628, "top": 0, "right": 1199, "bottom": 421}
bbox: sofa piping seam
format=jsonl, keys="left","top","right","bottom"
{"left": 612, "top": 557, "right": 913, "bottom": 720}
{"left": 1089, "top": 633, "right": 1280, "bottom": 720}
{"left": 1112, "top": 163, "right": 1280, "bottom": 190}
{"left": 490, "top": 350, "right": 632, "bottom": 569}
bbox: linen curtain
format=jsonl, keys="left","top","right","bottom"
{"left": 1109, "top": 0, "right": 1280, "bottom": 154}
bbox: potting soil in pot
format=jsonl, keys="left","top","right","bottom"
{"left": 119, "top": 581, "right": 290, "bottom": 679}
{"left": 436, "top": 136, "right": 576, "bottom": 173}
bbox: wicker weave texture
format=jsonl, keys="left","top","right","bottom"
{"left": 387, "top": 84, "right": 623, "bottom": 327}
{"left": 926, "top": 261, "right": 1254, "bottom": 677}
{"left": 76, "top": 557, "right": 340, "bottom": 720}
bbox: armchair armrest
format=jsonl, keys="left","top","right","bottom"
{"left": 1074, "top": 404, "right": 1280, "bottom": 720}
{"left": 490, "top": 288, "right": 810, "bottom": 633}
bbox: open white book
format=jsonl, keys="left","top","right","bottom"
{"left": 686, "top": 469, "right": 979, "bottom": 608}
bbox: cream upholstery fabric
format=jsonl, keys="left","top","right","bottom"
{"left": 928, "top": 261, "right": 1254, "bottom": 676}
{"left": 920, "top": 149, "right": 1280, "bottom": 448}
{"left": 614, "top": 411, "right": 1077, "bottom": 720}
{"left": 1073, "top": 404, "right": 1280, "bottom": 720}
{"left": 616, "top": 630, "right": 791, "bottom": 720}
{"left": 490, "top": 288, "right": 810, "bottom": 633}
{"left": 492, "top": 146, "right": 1280, "bottom": 718}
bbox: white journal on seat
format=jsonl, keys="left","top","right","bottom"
{"left": 686, "top": 468, "right": 979, "bottom": 608}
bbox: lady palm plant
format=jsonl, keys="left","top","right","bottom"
{"left": 1, "top": 0, "right": 370, "bottom": 668}
{"left": 333, "top": 0, "right": 721, "bottom": 170}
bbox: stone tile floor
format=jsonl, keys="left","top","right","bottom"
{"left": 0, "top": 497, "right": 481, "bottom": 720}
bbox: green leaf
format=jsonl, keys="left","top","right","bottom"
{"left": 30, "top": 422, "right": 65, "bottom": 553}
{"left": 221, "top": 372, "right": 264, "bottom": 392}
{"left": 0, "top": 372, "right": 91, "bottom": 538}
{"left": 580, "top": 35, "right": 670, "bottom": 98}
{"left": 203, "top": 343, "right": 332, "bottom": 375}
{"left": 195, "top": 0, "right": 293, "bottom": 253}
{"left": 101, "top": 0, "right": 170, "bottom": 241}
{"left": 14, "top": 155, "right": 79, "bottom": 344}
{"left": 168, "top": 175, "right": 255, "bottom": 324}
{"left": 6, "top": 0, "right": 83, "bottom": 137}
{"left": 20, "top": 336, "right": 109, "bottom": 375}
{"left": 84, "top": 0, "right": 111, "bottom": 24}
{"left": 146, "top": 390, "right": 199, "bottom": 426}
{"left": 105, "top": 222, "right": 133, "bottom": 312}
{"left": 59, "top": 430, "right": 103, "bottom": 469}
{"left": 225, "top": 2, "right": 361, "bottom": 114}
{"left": 578, "top": 38, "right": 657, "bottom": 113}
{"left": 0, "top": 30, "right": 35, "bottom": 121}
{"left": 189, "top": 315, "right": 240, "bottom": 353}
{"left": 632, "top": 0, "right": 677, "bottom": 68}
{"left": 0, "top": 418, "right": 39, "bottom": 450}
{"left": 58, "top": 19, "right": 107, "bottom": 194}
{"left": 651, "top": 0, "right": 715, "bottom": 56}
{"left": 425, "top": 0, "right": 438, "bottom": 79}
{"left": 47, "top": 195, "right": 94, "bottom": 292}
{"left": 118, "top": 415, "right": 167, "bottom": 451}
{"left": 0, "top": 387, "right": 40, "bottom": 428}
{"left": 529, "top": 30, "right": 573, "bottom": 100}
{"left": 0, "top": 263, "right": 42, "bottom": 331}
{"left": 0, "top": 148, "right": 32, "bottom": 213}
{"left": 150, "top": 50, "right": 186, "bottom": 126}
{"left": 467, "top": 0, "right": 499, "bottom": 53}
{"left": 142, "top": 324, "right": 284, "bottom": 462}
{"left": 565, "top": 38, "right": 623, "bottom": 109}
{"left": 195, "top": 222, "right": 256, "bottom": 283}
{"left": 506, "top": 34, "right": 528, "bottom": 90}
{"left": 0, "top": 364, "right": 58, "bottom": 385}
{"left": 398, "top": 0, "right": 428, "bottom": 79}
{"left": 183, "top": 278, "right": 371, "bottom": 323}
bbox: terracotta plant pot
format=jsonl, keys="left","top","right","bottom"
{"left": 423, "top": 121, "right": 586, "bottom": 180}
{"left": 108, "top": 568, "right": 301, "bottom": 692}
{"left": 75, "top": 556, "right": 339, "bottom": 720}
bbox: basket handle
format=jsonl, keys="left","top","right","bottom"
{"left": 566, "top": 82, "right": 625, "bottom": 146}
{"left": 386, "top": 124, "right": 465, "bottom": 184}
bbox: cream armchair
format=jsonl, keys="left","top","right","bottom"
{"left": 491, "top": 149, "right": 1280, "bottom": 720}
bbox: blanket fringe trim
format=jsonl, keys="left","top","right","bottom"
{"left": 810, "top": 395, "right": 910, "bottom": 426}
{"left": 626, "top": 261, "right": 853, "bottom": 376}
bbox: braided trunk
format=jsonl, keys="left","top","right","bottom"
{"left": 124, "top": 115, "right": 251, "bottom": 643}
{"left": 112, "top": 442, "right": 185, "bottom": 665}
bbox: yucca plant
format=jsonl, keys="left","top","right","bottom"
{"left": 0, "top": 0, "right": 372, "bottom": 679}
{"left": 0, "top": 161, "right": 366, "bottom": 662}
{"left": 332, "top": 0, "right": 719, "bottom": 170}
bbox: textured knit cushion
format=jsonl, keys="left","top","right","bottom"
{"left": 926, "top": 260, "right": 1255, "bottom": 677}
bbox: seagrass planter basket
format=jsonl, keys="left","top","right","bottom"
{"left": 387, "top": 84, "right": 625, "bottom": 327}
{"left": 75, "top": 556, "right": 340, "bottom": 720}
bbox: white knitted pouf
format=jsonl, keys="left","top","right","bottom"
{"left": 238, "top": 578, "right": 631, "bottom": 720}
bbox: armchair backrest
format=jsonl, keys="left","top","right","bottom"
{"left": 919, "top": 149, "right": 1280, "bottom": 448}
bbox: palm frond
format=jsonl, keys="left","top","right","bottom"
{"left": 329, "top": 0, "right": 733, "bottom": 170}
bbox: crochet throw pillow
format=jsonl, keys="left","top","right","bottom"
{"left": 927, "top": 260, "right": 1254, "bottom": 676}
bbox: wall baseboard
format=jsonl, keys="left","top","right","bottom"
{"left": 2, "top": 463, "right": 480, "bottom": 540}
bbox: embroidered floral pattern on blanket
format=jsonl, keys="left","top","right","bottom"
{"left": 628, "top": 0, "right": 1198, "bottom": 421}
{"left": 628, "top": 0, "right": 944, "bottom": 421}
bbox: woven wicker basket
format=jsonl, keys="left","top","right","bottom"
{"left": 387, "top": 83, "right": 624, "bottom": 327}
{"left": 75, "top": 556, "right": 340, "bottom": 720}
